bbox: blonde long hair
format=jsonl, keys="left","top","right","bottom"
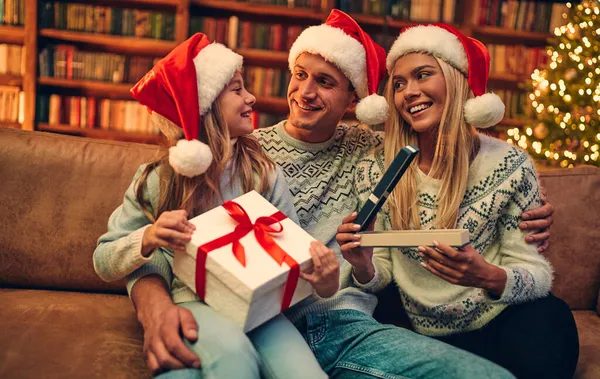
{"left": 384, "top": 56, "right": 479, "bottom": 230}
{"left": 135, "top": 99, "right": 275, "bottom": 222}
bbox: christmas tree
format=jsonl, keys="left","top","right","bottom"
{"left": 507, "top": 1, "right": 600, "bottom": 168}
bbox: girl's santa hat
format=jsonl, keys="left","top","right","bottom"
{"left": 386, "top": 23, "right": 505, "bottom": 129}
{"left": 131, "top": 33, "right": 243, "bottom": 177}
{"left": 288, "top": 9, "right": 389, "bottom": 125}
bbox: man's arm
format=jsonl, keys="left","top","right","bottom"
{"left": 131, "top": 275, "right": 201, "bottom": 376}
{"left": 520, "top": 187, "right": 554, "bottom": 254}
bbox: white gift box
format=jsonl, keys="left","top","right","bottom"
{"left": 173, "top": 190, "right": 314, "bottom": 332}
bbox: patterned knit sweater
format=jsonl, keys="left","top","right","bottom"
{"left": 344, "top": 134, "right": 553, "bottom": 336}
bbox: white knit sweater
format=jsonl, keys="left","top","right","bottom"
{"left": 344, "top": 134, "right": 553, "bottom": 336}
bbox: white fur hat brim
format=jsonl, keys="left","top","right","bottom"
{"left": 464, "top": 93, "right": 505, "bottom": 129}
{"left": 288, "top": 24, "right": 368, "bottom": 98}
{"left": 194, "top": 43, "right": 243, "bottom": 115}
{"left": 169, "top": 139, "right": 213, "bottom": 177}
{"left": 386, "top": 25, "right": 467, "bottom": 74}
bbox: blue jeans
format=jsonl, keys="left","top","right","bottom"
{"left": 293, "top": 309, "right": 515, "bottom": 379}
{"left": 156, "top": 301, "right": 326, "bottom": 379}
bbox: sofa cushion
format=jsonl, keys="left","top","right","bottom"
{"left": 573, "top": 311, "right": 600, "bottom": 379}
{"left": 0, "top": 129, "right": 163, "bottom": 293}
{"left": 539, "top": 167, "right": 600, "bottom": 310}
{"left": 0, "top": 288, "right": 150, "bottom": 379}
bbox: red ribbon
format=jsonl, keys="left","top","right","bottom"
{"left": 194, "top": 201, "right": 300, "bottom": 311}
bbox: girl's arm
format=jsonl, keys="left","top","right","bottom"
{"left": 93, "top": 165, "right": 158, "bottom": 282}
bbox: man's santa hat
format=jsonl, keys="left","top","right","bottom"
{"left": 386, "top": 23, "right": 505, "bottom": 129}
{"left": 131, "top": 33, "right": 243, "bottom": 177}
{"left": 288, "top": 9, "right": 389, "bottom": 125}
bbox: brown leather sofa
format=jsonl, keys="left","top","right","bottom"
{"left": 1, "top": 127, "right": 599, "bottom": 378}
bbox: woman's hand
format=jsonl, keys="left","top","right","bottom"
{"left": 300, "top": 241, "right": 340, "bottom": 298}
{"left": 142, "top": 210, "right": 196, "bottom": 257}
{"left": 418, "top": 241, "right": 507, "bottom": 297}
{"left": 336, "top": 212, "right": 375, "bottom": 284}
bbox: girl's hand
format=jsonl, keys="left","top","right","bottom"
{"left": 336, "top": 212, "right": 375, "bottom": 284}
{"left": 418, "top": 241, "right": 507, "bottom": 297}
{"left": 142, "top": 210, "right": 196, "bottom": 257}
{"left": 300, "top": 241, "right": 340, "bottom": 298}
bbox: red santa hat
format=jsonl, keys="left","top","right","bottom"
{"left": 386, "top": 23, "right": 505, "bottom": 129}
{"left": 131, "top": 33, "right": 243, "bottom": 177}
{"left": 288, "top": 9, "right": 389, "bottom": 125}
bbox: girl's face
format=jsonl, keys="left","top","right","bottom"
{"left": 218, "top": 71, "right": 256, "bottom": 137}
{"left": 392, "top": 53, "right": 447, "bottom": 134}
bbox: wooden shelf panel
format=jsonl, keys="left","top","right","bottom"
{"left": 0, "top": 74, "right": 23, "bottom": 86}
{"left": 38, "top": 123, "right": 161, "bottom": 144}
{"left": 237, "top": 48, "right": 288, "bottom": 68}
{"left": 0, "top": 25, "right": 25, "bottom": 45}
{"left": 192, "top": 0, "right": 326, "bottom": 22}
{"left": 38, "top": 77, "right": 134, "bottom": 99}
{"left": 350, "top": 13, "right": 414, "bottom": 30}
{"left": 497, "top": 118, "right": 526, "bottom": 128}
{"left": 39, "top": 29, "right": 177, "bottom": 57}
{"left": 86, "top": 0, "right": 180, "bottom": 7}
{"left": 473, "top": 26, "right": 551, "bottom": 45}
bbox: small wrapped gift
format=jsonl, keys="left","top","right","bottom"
{"left": 173, "top": 190, "right": 314, "bottom": 332}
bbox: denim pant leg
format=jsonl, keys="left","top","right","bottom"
{"left": 294, "top": 309, "right": 515, "bottom": 379}
{"left": 157, "top": 301, "right": 260, "bottom": 379}
{"left": 247, "top": 313, "right": 327, "bottom": 379}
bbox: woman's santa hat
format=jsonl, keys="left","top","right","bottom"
{"left": 131, "top": 33, "right": 243, "bottom": 177}
{"left": 288, "top": 9, "right": 389, "bottom": 125}
{"left": 386, "top": 23, "right": 505, "bottom": 129}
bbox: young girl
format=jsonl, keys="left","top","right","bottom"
{"left": 93, "top": 34, "right": 337, "bottom": 379}
{"left": 337, "top": 24, "right": 578, "bottom": 379}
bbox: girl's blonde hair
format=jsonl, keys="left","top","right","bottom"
{"left": 135, "top": 99, "right": 275, "bottom": 222}
{"left": 384, "top": 55, "right": 479, "bottom": 230}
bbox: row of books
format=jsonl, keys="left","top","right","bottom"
{"left": 0, "top": 44, "right": 25, "bottom": 76}
{"left": 38, "top": 1, "right": 176, "bottom": 41}
{"left": 0, "top": 85, "right": 23, "bottom": 122}
{"left": 190, "top": 16, "right": 303, "bottom": 52}
{"left": 37, "top": 94, "right": 159, "bottom": 134}
{"left": 228, "top": 0, "right": 329, "bottom": 10}
{"left": 39, "top": 45, "right": 160, "bottom": 84}
{"left": 0, "top": 0, "right": 24, "bottom": 26}
{"left": 496, "top": 89, "right": 527, "bottom": 120}
{"left": 474, "top": 0, "right": 568, "bottom": 33}
{"left": 243, "top": 66, "right": 291, "bottom": 99}
{"left": 336, "top": 0, "right": 455, "bottom": 23}
{"left": 488, "top": 44, "right": 548, "bottom": 77}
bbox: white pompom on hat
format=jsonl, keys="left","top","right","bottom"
{"left": 386, "top": 23, "right": 505, "bottom": 129}
{"left": 131, "top": 33, "right": 243, "bottom": 177}
{"left": 288, "top": 9, "right": 389, "bottom": 125}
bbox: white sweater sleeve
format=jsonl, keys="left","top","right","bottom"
{"left": 488, "top": 156, "right": 553, "bottom": 304}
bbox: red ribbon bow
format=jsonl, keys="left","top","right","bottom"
{"left": 195, "top": 200, "right": 300, "bottom": 311}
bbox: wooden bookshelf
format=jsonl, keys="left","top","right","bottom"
{"left": 191, "top": 0, "right": 326, "bottom": 23}
{"left": 0, "top": 122, "right": 22, "bottom": 129}
{"left": 0, "top": 74, "right": 23, "bottom": 86}
{"left": 38, "top": 77, "right": 134, "bottom": 99}
{"left": 0, "top": 25, "right": 25, "bottom": 45}
{"left": 37, "top": 123, "right": 162, "bottom": 144}
{"left": 39, "top": 29, "right": 177, "bottom": 57}
{"left": 24, "top": 0, "right": 559, "bottom": 143}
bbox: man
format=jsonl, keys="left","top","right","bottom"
{"left": 128, "top": 10, "right": 554, "bottom": 378}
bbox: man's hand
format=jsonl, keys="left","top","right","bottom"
{"left": 520, "top": 186, "right": 554, "bottom": 254}
{"left": 143, "top": 305, "right": 201, "bottom": 376}
{"left": 300, "top": 241, "right": 340, "bottom": 298}
{"left": 131, "top": 276, "right": 200, "bottom": 376}
{"left": 336, "top": 212, "right": 375, "bottom": 284}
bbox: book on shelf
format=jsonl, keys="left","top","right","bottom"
{"left": 474, "top": 0, "right": 568, "bottom": 33}
{"left": 251, "top": 110, "right": 286, "bottom": 129}
{"left": 40, "top": 93, "right": 158, "bottom": 135}
{"left": 1, "top": 0, "right": 25, "bottom": 26}
{"left": 38, "top": 1, "right": 176, "bottom": 40}
{"left": 0, "top": 43, "right": 25, "bottom": 76}
{"left": 0, "top": 85, "right": 23, "bottom": 123}
{"left": 488, "top": 44, "right": 548, "bottom": 77}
